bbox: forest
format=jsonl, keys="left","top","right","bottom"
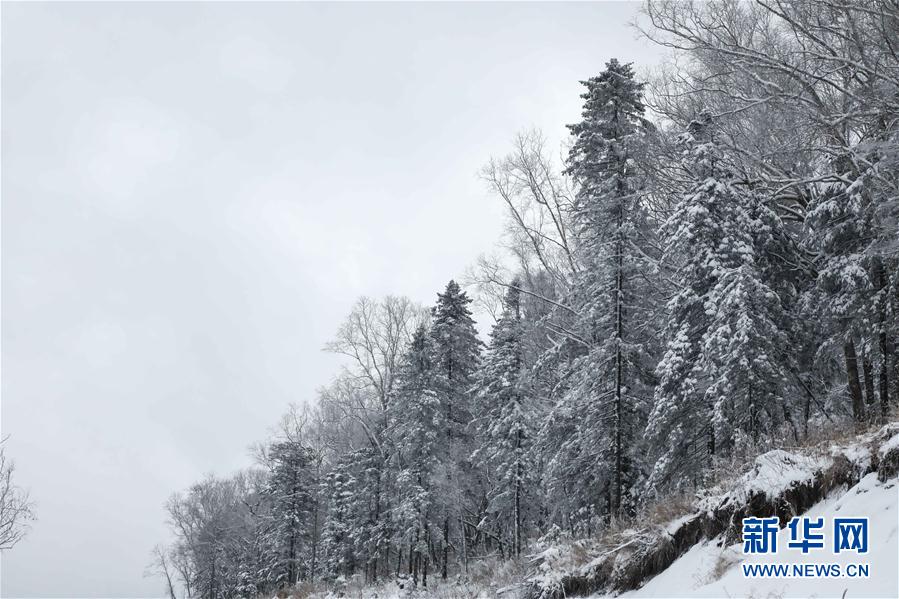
{"left": 152, "top": 2, "right": 899, "bottom": 597}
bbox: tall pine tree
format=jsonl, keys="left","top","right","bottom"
{"left": 429, "top": 280, "right": 482, "bottom": 577}
{"left": 548, "top": 58, "right": 655, "bottom": 519}
{"left": 388, "top": 324, "right": 442, "bottom": 586}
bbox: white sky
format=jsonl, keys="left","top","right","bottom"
{"left": 1, "top": 2, "right": 662, "bottom": 596}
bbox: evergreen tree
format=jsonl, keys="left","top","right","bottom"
{"left": 704, "top": 262, "right": 792, "bottom": 450}
{"left": 646, "top": 114, "right": 795, "bottom": 488}
{"left": 431, "top": 280, "right": 482, "bottom": 440}
{"left": 388, "top": 324, "right": 443, "bottom": 586}
{"left": 353, "top": 446, "right": 392, "bottom": 583}
{"left": 807, "top": 151, "right": 897, "bottom": 423}
{"left": 471, "top": 284, "right": 534, "bottom": 557}
{"left": 547, "top": 58, "right": 656, "bottom": 519}
{"left": 265, "top": 441, "right": 316, "bottom": 586}
{"left": 429, "top": 280, "right": 482, "bottom": 577}
{"left": 319, "top": 456, "right": 358, "bottom": 580}
{"left": 234, "top": 472, "right": 279, "bottom": 599}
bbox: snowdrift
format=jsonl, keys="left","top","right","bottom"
{"left": 526, "top": 423, "right": 899, "bottom": 599}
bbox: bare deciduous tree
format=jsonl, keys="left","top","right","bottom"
{"left": 325, "top": 296, "right": 427, "bottom": 411}
{"left": 0, "top": 440, "right": 35, "bottom": 550}
{"left": 474, "top": 130, "right": 578, "bottom": 302}
{"left": 146, "top": 544, "right": 178, "bottom": 599}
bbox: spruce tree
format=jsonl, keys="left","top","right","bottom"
{"left": 471, "top": 284, "right": 534, "bottom": 557}
{"left": 319, "top": 456, "right": 358, "bottom": 580}
{"left": 265, "top": 441, "right": 316, "bottom": 586}
{"left": 646, "top": 114, "right": 795, "bottom": 488}
{"left": 806, "top": 152, "right": 898, "bottom": 423}
{"left": 429, "top": 280, "right": 482, "bottom": 577}
{"left": 388, "top": 324, "right": 442, "bottom": 586}
{"left": 548, "top": 58, "right": 655, "bottom": 518}
{"left": 431, "top": 279, "right": 482, "bottom": 438}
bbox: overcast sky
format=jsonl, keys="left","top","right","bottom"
{"left": 1, "top": 2, "right": 662, "bottom": 596}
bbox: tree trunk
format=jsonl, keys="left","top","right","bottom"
{"left": 749, "top": 379, "right": 758, "bottom": 443}
{"left": 372, "top": 463, "right": 382, "bottom": 582}
{"left": 441, "top": 516, "right": 449, "bottom": 579}
{"left": 803, "top": 375, "right": 811, "bottom": 438}
{"left": 459, "top": 512, "right": 468, "bottom": 575}
{"left": 863, "top": 351, "right": 876, "bottom": 409}
{"left": 310, "top": 497, "right": 319, "bottom": 583}
{"left": 411, "top": 529, "right": 418, "bottom": 584}
{"left": 614, "top": 249, "right": 623, "bottom": 516}
{"left": 843, "top": 339, "right": 865, "bottom": 422}
{"left": 514, "top": 432, "right": 522, "bottom": 558}
{"left": 209, "top": 555, "right": 216, "bottom": 599}
{"left": 875, "top": 261, "right": 891, "bottom": 421}
{"left": 880, "top": 330, "right": 891, "bottom": 422}
{"left": 408, "top": 540, "right": 414, "bottom": 577}
{"left": 612, "top": 161, "right": 626, "bottom": 518}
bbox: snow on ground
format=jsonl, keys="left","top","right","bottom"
{"left": 617, "top": 472, "right": 898, "bottom": 599}
{"left": 306, "top": 556, "right": 530, "bottom": 599}
{"left": 878, "top": 432, "right": 899, "bottom": 458}
{"left": 699, "top": 449, "right": 830, "bottom": 514}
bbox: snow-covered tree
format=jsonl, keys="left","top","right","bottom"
{"left": 430, "top": 280, "right": 482, "bottom": 441}
{"left": 471, "top": 284, "right": 535, "bottom": 557}
{"left": 265, "top": 440, "right": 317, "bottom": 586}
{"left": 233, "top": 471, "right": 279, "bottom": 598}
{"left": 807, "top": 153, "right": 897, "bottom": 423}
{"left": 643, "top": 0, "right": 899, "bottom": 430}
{"left": 647, "top": 114, "right": 796, "bottom": 488}
{"left": 544, "top": 58, "right": 657, "bottom": 519}
{"left": 322, "top": 296, "right": 425, "bottom": 581}
{"left": 429, "top": 280, "right": 482, "bottom": 577}
{"left": 319, "top": 456, "right": 358, "bottom": 580}
{"left": 388, "top": 324, "right": 443, "bottom": 586}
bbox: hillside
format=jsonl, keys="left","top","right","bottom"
{"left": 524, "top": 423, "right": 899, "bottom": 599}
{"left": 282, "top": 423, "right": 899, "bottom": 599}
{"left": 616, "top": 471, "right": 896, "bottom": 598}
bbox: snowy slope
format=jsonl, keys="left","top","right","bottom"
{"left": 618, "top": 472, "right": 898, "bottom": 598}
{"left": 523, "top": 425, "right": 899, "bottom": 599}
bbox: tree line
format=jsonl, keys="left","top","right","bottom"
{"left": 154, "top": 1, "right": 899, "bottom": 597}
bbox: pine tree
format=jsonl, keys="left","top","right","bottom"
{"left": 265, "top": 441, "right": 316, "bottom": 586}
{"left": 429, "top": 280, "right": 482, "bottom": 577}
{"left": 646, "top": 114, "right": 795, "bottom": 488}
{"left": 471, "top": 284, "right": 534, "bottom": 557}
{"left": 234, "top": 472, "right": 279, "bottom": 598}
{"left": 431, "top": 280, "right": 482, "bottom": 440}
{"left": 807, "top": 150, "right": 897, "bottom": 423}
{"left": 354, "top": 446, "right": 391, "bottom": 583}
{"left": 319, "top": 456, "right": 358, "bottom": 580}
{"left": 388, "top": 324, "right": 442, "bottom": 586}
{"left": 547, "top": 58, "right": 656, "bottom": 519}
{"left": 704, "top": 262, "right": 792, "bottom": 450}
